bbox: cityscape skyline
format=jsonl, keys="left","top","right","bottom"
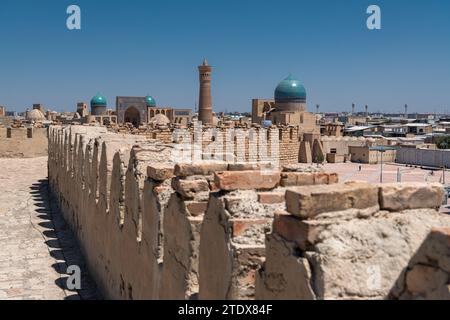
{"left": 0, "top": 0, "right": 449, "bottom": 114}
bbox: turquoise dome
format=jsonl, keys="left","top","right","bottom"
{"left": 145, "top": 95, "right": 156, "bottom": 107}
{"left": 274, "top": 75, "right": 306, "bottom": 102}
{"left": 91, "top": 94, "right": 107, "bottom": 106}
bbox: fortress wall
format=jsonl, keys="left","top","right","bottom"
{"left": 0, "top": 127, "right": 48, "bottom": 158}
{"left": 48, "top": 125, "right": 450, "bottom": 300}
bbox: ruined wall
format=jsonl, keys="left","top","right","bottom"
{"left": 256, "top": 182, "right": 450, "bottom": 299}
{"left": 0, "top": 127, "right": 48, "bottom": 158}
{"left": 398, "top": 227, "right": 450, "bottom": 299}
{"left": 49, "top": 125, "right": 450, "bottom": 300}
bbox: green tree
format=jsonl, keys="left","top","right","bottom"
{"left": 436, "top": 136, "right": 450, "bottom": 149}
{"left": 315, "top": 154, "right": 325, "bottom": 165}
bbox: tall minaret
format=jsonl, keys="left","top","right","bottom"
{"left": 352, "top": 103, "right": 355, "bottom": 115}
{"left": 198, "top": 59, "right": 213, "bottom": 125}
{"left": 404, "top": 104, "right": 408, "bottom": 119}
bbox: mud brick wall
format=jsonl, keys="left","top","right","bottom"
{"left": 115, "top": 125, "right": 300, "bottom": 166}
{"left": 49, "top": 124, "right": 450, "bottom": 300}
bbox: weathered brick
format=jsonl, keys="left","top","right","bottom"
{"left": 185, "top": 201, "right": 208, "bottom": 217}
{"left": 379, "top": 183, "right": 444, "bottom": 211}
{"left": 174, "top": 162, "right": 228, "bottom": 177}
{"left": 147, "top": 164, "right": 174, "bottom": 181}
{"left": 172, "top": 178, "right": 210, "bottom": 199}
{"left": 257, "top": 192, "right": 285, "bottom": 204}
{"left": 272, "top": 212, "right": 323, "bottom": 250}
{"left": 214, "top": 170, "right": 281, "bottom": 191}
{"left": 232, "top": 219, "right": 270, "bottom": 237}
{"left": 285, "top": 182, "right": 379, "bottom": 219}
{"left": 313, "top": 172, "right": 329, "bottom": 185}
{"left": 280, "top": 172, "right": 315, "bottom": 187}
{"left": 228, "top": 162, "right": 273, "bottom": 171}
{"left": 328, "top": 173, "right": 339, "bottom": 184}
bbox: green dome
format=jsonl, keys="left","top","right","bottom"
{"left": 275, "top": 74, "right": 306, "bottom": 102}
{"left": 145, "top": 95, "right": 156, "bottom": 107}
{"left": 91, "top": 94, "right": 107, "bottom": 107}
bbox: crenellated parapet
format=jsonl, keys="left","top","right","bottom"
{"left": 48, "top": 125, "right": 450, "bottom": 300}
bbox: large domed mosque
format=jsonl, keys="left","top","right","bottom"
{"left": 265, "top": 74, "right": 317, "bottom": 132}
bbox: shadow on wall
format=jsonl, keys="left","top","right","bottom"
{"left": 389, "top": 228, "right": 450, "bottom": 300}
{"left": 29, "top": 179, "right": 101, "bottom": 300}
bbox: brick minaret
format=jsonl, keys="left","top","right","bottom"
{"left": 198, "top": 59, "right": 213, "bottom": 125}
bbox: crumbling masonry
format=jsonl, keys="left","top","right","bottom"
{"left": 48, "top": 125, "right": 450, "bottom": 300}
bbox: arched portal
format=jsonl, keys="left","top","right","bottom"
{"left": 124, "top": 106, "right": 141, "bottom": 128}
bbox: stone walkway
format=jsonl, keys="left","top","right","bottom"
{"left": 0, "top": 157, "right": 99, "bottom": 300}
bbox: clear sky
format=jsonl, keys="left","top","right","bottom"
{"left": 0, "top": 0, "right": 449, "bottom": 114}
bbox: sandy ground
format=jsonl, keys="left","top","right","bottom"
{"left": 0, "top": 157, "right": 99, "bottom": 300}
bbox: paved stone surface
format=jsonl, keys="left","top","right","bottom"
{"left": 0, "top": 157, "right": 100, "bottom": 300}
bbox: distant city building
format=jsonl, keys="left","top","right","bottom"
{"left": 116, "top": 95, "right": 192, "bottom": 128}
{"left": 77, "top": 102, "right": 88, "bottom": 118}
{"left": 251, "top": 99, "right": 275, "bottom": 125}
{"left": 91, "top": 94, "right": 108, "bottom": 116}
{"left": 198, "top": 59, "right": 214, "bottom": 125}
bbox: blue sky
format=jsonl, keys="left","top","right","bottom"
{"left": 0, "top": 0, "right": 449, "bottom": 113}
